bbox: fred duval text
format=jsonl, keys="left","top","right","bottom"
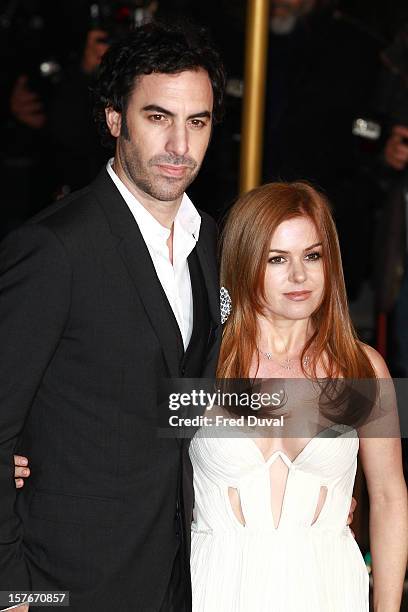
{"left": 168, "top": 414, "right": 285, "bottom": 428}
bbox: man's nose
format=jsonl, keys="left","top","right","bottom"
{"left": 165, "top": 124, "right": 189, "bottom": 157}
{"left": 288, "top": 259, "right": 307, "bottom": 283}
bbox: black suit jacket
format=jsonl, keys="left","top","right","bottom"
{"left": 0, "top": 169, "right": 221, "bottom": 611}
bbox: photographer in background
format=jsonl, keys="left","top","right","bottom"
{"left": 9, "top": 75, "right": 46, "bottom": 131}
{"left": 374, "top": 23, "right": 408, "bottom": 378}
{"left": 263, "top": 0, "right": 383, "bottom": 302}
{"left": 0, "top": 0, "right": 61, "bottom": 238}
{"left": 0, "top": 0, "right": 160, "bottom": 236}
{"left": 46, "top": 26, "right": 110, "bottom": 195}
{"left": 377, "top": 40, "right": 408, "bottom": 482}
{"left": 385, "top": 125, "right": 408, "bottom": 172}
{"left": 48, "top": 1, "right": 159, "bottom": 195}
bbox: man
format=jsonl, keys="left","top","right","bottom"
{"left": 0, "top": 22, "right": 224, "bottom": 611}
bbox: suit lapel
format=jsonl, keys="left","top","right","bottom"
{"left": 92, "top": 169, "right": 182, "bottom": 376}
{"left": 118, "top": 235, "right": 183, "bottom": 377}
{"left": 195, "top": 226, "right": 220, "bottom": 329}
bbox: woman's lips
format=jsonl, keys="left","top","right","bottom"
{"left": 283, "top": 291, "right": 312, "bottom": 301}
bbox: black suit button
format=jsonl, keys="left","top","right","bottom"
{"left": 181, "top": 366, "right": 186, "bottom": 376}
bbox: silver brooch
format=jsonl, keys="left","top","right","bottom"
{"left": 220, "top": 286, "right": 232, "bottom": 324}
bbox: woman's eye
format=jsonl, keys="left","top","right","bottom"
{"left": 268, "top": 256, "right": 286, "bottom": 264}
{"left": 305, "top": 251, "right": 322, "bottom": 261}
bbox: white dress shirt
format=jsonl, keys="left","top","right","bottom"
{"left": 107, "top": 159, "right": 201, "bottom": 349}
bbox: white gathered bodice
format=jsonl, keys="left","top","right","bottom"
{"left": 189, "top": 424, "right": 369, "bottom": 611}
{"left": 190, "top": 424, "right": 359, "bottom": 534}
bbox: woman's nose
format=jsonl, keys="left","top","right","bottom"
{"left": 288, "top": 260, "right": 307, "bottom": 283}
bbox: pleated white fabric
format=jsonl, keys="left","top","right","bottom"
{"left": 189, "top": 424, "right": 369, "bottom": 611}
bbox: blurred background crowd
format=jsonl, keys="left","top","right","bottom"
{"left": 1, "top": 0, "right": 408, "bottom": 378}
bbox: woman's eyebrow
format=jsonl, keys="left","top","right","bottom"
{"left": 269, "top": 242, "right": 323, "bottom": 253}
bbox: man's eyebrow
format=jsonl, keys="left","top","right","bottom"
{"left": 142, "top": 104, "right": 175, "bottom": 116}
{"left": 269, "top": 242, "right": 323, "bottom": 254}
{"left": 187, "top": 111, "right": 212, "bottom": 120}
{"left": 141, "top": 105, "right": 211, "bottom": 120}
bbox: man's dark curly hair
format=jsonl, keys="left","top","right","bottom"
{"left": 93, "top": 21, "right": 226, "bottom": 149}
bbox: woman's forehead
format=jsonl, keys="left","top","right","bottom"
{"left": 270, "top": 217, "right": 320, "bottom": 249}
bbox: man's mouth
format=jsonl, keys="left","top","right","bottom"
{"left": 156, "top": 164, "right": 189, "bottom": 178}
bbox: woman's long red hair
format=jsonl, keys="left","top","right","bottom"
{"left": 216, "top": 182, "right": 375, "bottom": 380}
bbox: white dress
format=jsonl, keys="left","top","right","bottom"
{"left": 189, "top": 424, "right": 369, "bottom": 611}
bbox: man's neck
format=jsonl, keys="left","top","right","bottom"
{"left": 112, "top": 158, "right": 181, "bottom": 230}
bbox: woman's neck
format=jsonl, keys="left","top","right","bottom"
{"left": 256, "top": 315, "right": 313, "bottom": 357}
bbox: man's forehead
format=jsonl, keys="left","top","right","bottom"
{"left": 130, "top": 69, "right": 213, "bottom": 109}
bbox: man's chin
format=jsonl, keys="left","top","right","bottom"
{"left": 148, "top": 185, "right": 190, "bottom": 202}
{"left": 153, "top": 174, "right": 197, "bottom": 201}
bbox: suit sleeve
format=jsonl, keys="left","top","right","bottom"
{"left": 0, "top": 223, "right": 71, "bottom": 594}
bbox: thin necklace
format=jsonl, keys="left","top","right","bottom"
{"left": 257, "top": 348, "right": 310, "bottom": 371}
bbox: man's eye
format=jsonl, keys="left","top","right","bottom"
{"left": 268, "top": 256, "right": 286, "bottom": 264}
{"left": 189, "top": 119, "right": 205, "bottom": 128}
{"left": 305, "top": 252, "right": 322, "bottom": 261}
{"left": 149, "top": 114, "right": 166, "bottom": 122}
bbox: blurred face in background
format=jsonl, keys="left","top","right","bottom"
{"left": 270, "top": 0, "right": 316, "bottom": 33}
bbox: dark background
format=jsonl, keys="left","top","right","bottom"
{"left": 1, "top": 0, "right": 408, "bottom": 357}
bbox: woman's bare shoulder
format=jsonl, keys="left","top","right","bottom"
{"left": 359, "top": 342, "right": 391, "bottom": 378}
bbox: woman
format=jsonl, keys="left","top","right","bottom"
{"left": 14, "top": 182, "right": 407, "bottom": 611}
{"left": 189, "top": 182, "right": 407, "bottom": 611}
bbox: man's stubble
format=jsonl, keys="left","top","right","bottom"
{"left": 118, "top": 127, "right": 201, "bottom": 203}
